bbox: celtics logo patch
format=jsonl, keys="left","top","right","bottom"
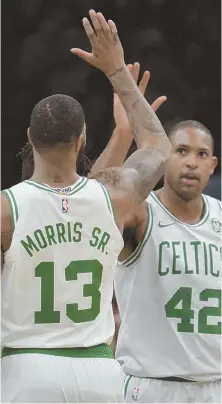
{"left": 211, "top": 218, "right": 222, "bottom": 234}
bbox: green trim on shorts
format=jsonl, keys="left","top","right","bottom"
{"left": 2, "top": 344, "right": 114, "bottom": 359}
{"left": 124, "top": 375, "right": 133, "bottom": 399}
{"left": 2, "top": 189, "right": 19, "bottom": 229}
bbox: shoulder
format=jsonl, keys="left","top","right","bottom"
{"left": 203, "top": 193, "right": 221, "bottom": 211}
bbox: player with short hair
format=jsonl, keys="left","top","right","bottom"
{"left": 98, "top": 91, "right": 221, "bottom": 402}
{"left": 1, "top": 11, "right": 171, "bottom": 403}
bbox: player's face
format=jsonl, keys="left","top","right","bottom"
{"left": 164, "top": 128, "right": 217, "bottom": 201}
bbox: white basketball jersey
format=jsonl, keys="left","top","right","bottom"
{"left": 2, "top": 177, "right": 123, "bottom": 348}
{"left": 115, "top": 192, "right": 221, "bottom": 381}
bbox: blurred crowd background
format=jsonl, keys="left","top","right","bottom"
{"left": 2, "top": 0, "right": 221, "bottom": 195}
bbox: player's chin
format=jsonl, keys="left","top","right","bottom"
{"left": 177, "top": 184, "right": 202, "bottom": 201}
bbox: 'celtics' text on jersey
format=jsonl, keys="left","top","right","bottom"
{"left": 115, "top": 192, "right": 221, "bottom": 381}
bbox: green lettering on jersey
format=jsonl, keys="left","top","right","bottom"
{"left": 34, "top": 260, "right": 103, "bottom": 324}
{"left": 203, "top": 242, "right": 208, "bottom": 275}
{"left": 97, "top": 232, "right": 110, "bottom": 253}
{"left": 89, "top": 228, "right": 110, "bottom": 254}
{"left": 172, "top": 242, "right": 182, "bottom": 275}
{"left": 165, "top": 287, "right": 194, "bottom": 332}
{"left": 56, "top": 223, "right": 67, "bottom": 243}
{"left": 165, "top": 287, "right": 221, "bottom": 335}
{"left": 35, "top": 262, "right": 60, "bottom": 323}
{"left": 72, "top": 222, "right": 82, "bottom": 242}
{"left": 209, "top": 244, "right": 219, "bottom": 277}
{"left": 45, "top": 225, "right": 57, "bottom": 246}
{"left": 182, "top": 241, "right": 188, "bottom": 273}
{"left": 90, "top": 227, "right": 101, "bottom": 247}
{"left": 65, "top": 260, "right": 102, "bottom": 322}
{"left": 34, "top": 229, "right": 47, "bottom": 249}
{"left": 21, "top": 236, "right": 40, "bottom": 257}
{"left": 158, "top": 241, "right": 170, "bottom": 276}
{"left": 190, "top": 241, "right": 201, "bottom": 274}
{"left": 157, "top": 240, "right": 220, "bottom": 277}
{"left": 67, "top": 222, "right": 72, "bottom": 242}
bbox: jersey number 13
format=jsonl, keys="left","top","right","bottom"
{"left": 34, "top": 260, "right": 103, "bottom": 324}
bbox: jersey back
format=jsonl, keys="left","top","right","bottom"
{"left": 115, "top": 192, "right": 221, "bottom": 381}
{"left": 2, "top": 178, "right": 123, "bottom": 348}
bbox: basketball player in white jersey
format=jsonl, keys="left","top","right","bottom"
{"left": 96, "top": 87, "right": 221, "bottom": 402}
{"left": 1, "top": 10, "right": 171, "bottom": 403}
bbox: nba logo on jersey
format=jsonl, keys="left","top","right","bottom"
{"left": 132, "top": 387, "right": 139, "bottom": 401}
{"left": 62, "top": 198, "right": 68, "bottom": 213}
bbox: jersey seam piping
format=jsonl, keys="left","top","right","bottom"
{"left": 120, "top": 203, "right": 153, "bottom": 267}
{"left": 151, "top": 192, "right": 210, "bottom": 227}
{"left": 2, "top": 189, "right": 18, "bottom": 228}
{"left": 24, "top": 177, "right": 88, "bottom": 195}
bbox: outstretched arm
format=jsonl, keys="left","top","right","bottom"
{"left": 72, "top": 10, "right": 171, "bottom": 227}
{"left": 90, "top": 62, "right": 167, "bottom": 176}
{"left": 90, "top": 63, "right": 167, "bottom": 177}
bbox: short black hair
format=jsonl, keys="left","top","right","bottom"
{"left": 29, "top": 94, "right": 85, "bottom": 148}
{"left": 168, "top": 120, "right": 214, "bottom": 152}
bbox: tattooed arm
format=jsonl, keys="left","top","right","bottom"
{"left": 90, "top": 63, "right": 167, "bottom": 177}
{"left": 72, "top": 10, "right": 171, "bottom": 228}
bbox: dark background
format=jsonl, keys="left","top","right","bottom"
{"left": 2, "top": 0, "right": 221, "bottom": 190}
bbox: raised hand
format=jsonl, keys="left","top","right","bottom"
{"left": 114, "top": 63, "right": 167, "bottom": 134}
{"left": 71, "top": 10, "right": 125, "bottom": 76}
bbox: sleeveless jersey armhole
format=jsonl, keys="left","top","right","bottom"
{"left": 216, "top": 199, "right": 222, "bottom": 211}
{"left": 2, "top": 189, "right": 19, "bottom": 230}
{"left": 119, "top": 202, "right": 153, "bottom": 268}
{"left": 97, "top": 182, "right": 115, "bottom": 219}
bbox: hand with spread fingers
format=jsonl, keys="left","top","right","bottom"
{"left": 71, "top": 10, "right": 124, "bottom": 76}
{"left": 114, "top": 62, "right": 167, "bottom": 134}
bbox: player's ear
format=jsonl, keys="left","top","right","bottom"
{"left": 27, "top": 128, "right": 33, "bottom": 146}
{"left": 210, "top": 156, "right": 218, "bottom": 175}
{"left": 75, "top": 134, "right": 83, "bottom": 153}
{"left": 81, "top": 123, "right": 86, "bottom": 147}
{"left": 75, "top": 123, "right": 86, "bottom": 152}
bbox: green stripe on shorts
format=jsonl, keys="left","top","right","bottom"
{"left": 2, "top": 344, "right": 114, "bottom": 359}
{"left": 124, "top": 375, "right": 133, "bottom": 399}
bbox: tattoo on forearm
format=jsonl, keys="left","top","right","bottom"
{"left": 108, "top": 65, "right": 170, "bottom": 151}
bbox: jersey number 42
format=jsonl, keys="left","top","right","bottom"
{"left": 165, "top": 287, "right": 221, "bottom": 335}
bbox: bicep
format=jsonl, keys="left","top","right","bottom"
{"left": 93, "top": 167, "right": 140, "bottom": 226}
{"left": 93, "top": 167, "right": 150, "bottom": 233}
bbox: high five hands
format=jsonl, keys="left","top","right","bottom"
{"left": 71, "top": 10, "right": 167, "bottom": 137}
{"left": 71, "top": 9, "right": 125, "bottom": 77}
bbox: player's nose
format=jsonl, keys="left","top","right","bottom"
{"left": 185, "top": 153, "right": 198, "bottom": 169}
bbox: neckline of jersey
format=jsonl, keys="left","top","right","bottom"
{"left": 151, "top": 191, "right": 209, "bottom": 227}
{"left": 24, "top": 176, "right": 88, "bottom": 195}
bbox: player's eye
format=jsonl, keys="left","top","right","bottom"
{"left": 176, "top": 148, "right": 186, "bottom": 155}
{"left": 199, "top": 151, "right": 208, "bottom": 158}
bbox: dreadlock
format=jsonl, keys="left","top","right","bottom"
{"left": 19, "top": 142, "right": 92, "bottom": 180}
